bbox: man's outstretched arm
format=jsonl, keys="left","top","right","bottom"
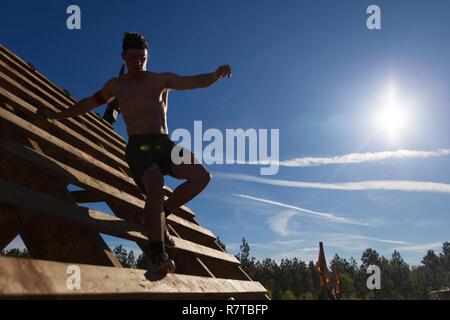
{"left": 164, "top": 65, "right": 232, "bottom": 91}
{"left": 37, "top": 78, "right": 116, "bottom": 120}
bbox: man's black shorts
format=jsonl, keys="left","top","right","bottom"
{"left": 125, "top": 133, "right": 181, "bottom": 193}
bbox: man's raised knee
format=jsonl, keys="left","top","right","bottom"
{"left": 200, "top": 169, "right": 211, "bottom": 187}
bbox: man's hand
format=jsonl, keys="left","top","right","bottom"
{"left": 214, "top": 65, "right": 232, "bottom": 80}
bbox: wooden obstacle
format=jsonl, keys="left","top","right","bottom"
{"left": 0, "top": 44, "right": 267, "bottom": 299}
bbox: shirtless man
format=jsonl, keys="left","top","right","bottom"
{"left": 38, "top": 32, "right": 232, "bottom": 273}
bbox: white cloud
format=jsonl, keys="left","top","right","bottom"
{"left": 266, "top": 211, "right": 298, "bottom": 237}
{"left": 327, "top": 234, "right": 409, "bottom": 245}
{"left": 216, "top": 172, "right": 450, "bottom": 194}
{"left": 413, "top": 219, "right": 442, "bottom": 229}
{"left": 276, "top": 149, "right": 450, "bottom": 167}
{"left": 234, "top": 193, "right": 369, "bottom": 226}
{"left": 393, "top": 242, "right": 443, "bottom": 253}
{"left": 271, "top": 239, "right": 305, "bottom": 245}
{"left": 206, "top": 148, "right": 450, "bottom": 167}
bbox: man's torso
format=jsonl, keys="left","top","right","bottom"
{"left": 110, "top": 72, "right": 169, "bottom": 136}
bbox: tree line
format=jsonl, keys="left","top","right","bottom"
{"left": 233, "top": 238, "right": 450, "bottom": 299}
{"left": 2, "top": 238, "right": 448, "bottom": 299}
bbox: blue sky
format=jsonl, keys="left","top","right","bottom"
{"left": 2, "top": 0, "right": 450, "bottom": 266}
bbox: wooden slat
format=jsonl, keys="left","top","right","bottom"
{"left": 0, "top": 135, "right": 195, "bottom": 221}
{"left": 0, "top": 179, "right": 239, "bottom": 265}
{"left": 0, "top": 61, "right": 197, "bottom": 221}
{"left": 0, "top": 257, "right": 267, "bottom": 299}
{"left": 0, "top": 138, "right": 124, "bottom": 268}
{"left": 167, "top": 214, "right": 215, "bottom": 240}
{"left": 166, "top": 225, "right": 216, "bottom": 277}
{"left": 167, "top": 216, "right": 220, "bottom": 250}
{"left": 0, "top": 135, "right": 141, "bottom": 212}
{"left": 0, "top": 47, "right": 125, "bottom": 149}
{"left": 22, "top": 136, "right": 123, "bottom": 268}
{"left": 0, "top": 86, "right": 131, "bottom": 175}
{"left": 0, "top": 59, "right": 126, "bottom": 160}
{"left": 104, "top": 198, "right": 216, "bottom": 277}
{"left": 0, "top": 99, "right": 144, "bottom": 200}
{"left": 0, "top": 44, "right": 125, "bottom": 147}
{"left": 0, "top": 102, "right": 197, "bottom": 220}
{"left": 70, "top": 190, "right": 107, "bottom": 204}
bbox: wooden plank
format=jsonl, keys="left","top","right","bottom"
{"left": 166, "top": 225, "right": 250, "bottom": 281}
{"left": 0, "top": 87, "right": 130, "bottom": 175}
{"left": 162, "top": 187, "right": 199, "bottom": 224}
{"left": 164, "top": 225, "right": 216, "bottom": 277}
{"left": 167, "top": 218, "right": 220, "bottom": 250}
{"left": 0, "top": 44, "right": 125, "bottom": 146}
{"left": 0, "top": 135, "right": 144, "bottom": 208}
{"left": 167, "top": 214, "right": 215, "bottom": 240}
{"left": 167, "top": 250, "right": 216, "bottom": 278}
{"left": 0, "top": 138, "right": 197, "bottom": 229}
{"left": 163, "top": 195, "right": 197, "bottom": 223}
{"left": 199, "top": 257, "right": 252, "bottom": 281}
{"left": 0, "top": 179, "right": 240, "bottom": 265}
{"left": 0, "top": 257, "right": 267, "bottom": 299}
{"left": 195, "top": 257, "right": 216, "bottom": 278}
{"left": 0, "top": 61, "right": 126, "bottom": 159}
{"left": 172, "top": 237, "right": 239, "bottom": 265}
{"left": 0, "top": 101, "right": 142, "bottom": 197}
{"left": 104, "top": 198, "right": 216, "bottom": 277}
{"left": 0, "top": 45, "right": 125, "bottom": 147}
{"left": 0, "top": 176, "right": 122, "bottom": 267}
{"left": 70, "top": 190, "right": 107, "bottom": 204}
{"left": 0, "top": 49, "right": 196, "bottom": 223}
{"left": 0, "top": 102, "right": 197, "bottom": 221}
{"left": 18, "top": 135, "right": 123, "bottom": 268}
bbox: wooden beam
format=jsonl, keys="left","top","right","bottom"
{"left": 0, "top": 257, "right": 267, "bottom": 299}
{"left": 0, "top": 90, "right": 131, "bottom": 180}
{"left": 163, "top": 195, "right": 197, "bottom": 222}
{"left": 167, "top": 215, "right": 215, "bottom": 240}
{"left": 199, "top": 256, "right": 252, "bottom": 281}
{"left": 70, "top": 190, "right": 107, "bottom": 204}
{"left": 18, "top": 135, "right": 122, "bottom": 268}
{"left": 105, "top": 199, "right": 217, "bottom": 277}
{"left": 164, "top": 225, "right": 216, "bottom": 277}
{"left": 0, "top": 184, "right": 121, "bottom": 268}
{"left": 0, "top": 44, "right": 125, "bottom": 147}
{"left": 0, "top": 179, "right": 240, "bottom": 265}
{"left": 0, "top": 47, "right": 125, "bottom": 149}
{"left": 0, "top": 106, "right": 196, "bottom": 220}
{"left": 1, "top": 138, "right": 193, "bottom": 226}
{"left": 0, "top": 63, "right": 196, "bottom": 223}
{"left": 0, "top": 102, "right": 141, "bottom": 195}
{"left": 0, "top": 59, "right": 126, "bottom": 158}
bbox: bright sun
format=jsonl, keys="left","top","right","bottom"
{"left": 373, "top": 83, "right": 413, "bottom": 141}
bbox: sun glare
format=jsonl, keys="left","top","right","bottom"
{"left": 373, "top": 82, "right": 413, "bottom": 141}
